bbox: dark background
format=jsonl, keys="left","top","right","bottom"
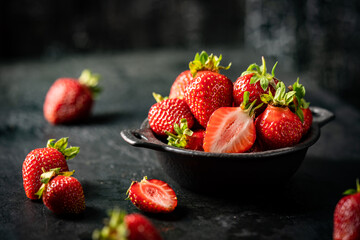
{"left": 1, "top": 0, "right": 360, "bottom": 109}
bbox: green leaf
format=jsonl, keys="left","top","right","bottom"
{"left": 271, "top": 61, "right": 278, "bottom": 76}
{"left": 295, "top": 107, "right": 304, "bottom": 122}
{"left": 260, "top": 76, "right": 269, "bottom": 91}
{"left": 250, "top": 75, "right": 260, "bottom": 84}
{"left": 53, "top": 137, "right": 68, "bottom": 152}
{"left": 63, "top": 147, "right": 80, "bottom": 160}
{"left": 343, "top": 189, "right": 357, "bottom": 195}
{"left": 46, "top": 139, "right": 56, "bottom": 148}
{"left": 260, "top": 94, "right": 272, "bottom": 104}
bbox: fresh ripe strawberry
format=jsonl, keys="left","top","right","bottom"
{"left": 288, "top": 78, "right": 313, "bottom": 135}
{"left": 43, "top": 69, "right": 101, "bottom": 124}
{"left": 22, "top": 138, "right": 79, "bottom": 200}
{"left": 203, "top": 91, "right": 260, "bottom": 153}
{"left": 92, "top": 209, "right": 163, "bottom": 240}
{"left": 233, "top": 57, "right": 278, "bottom": 114}
{"left": 184, "top": 51, "right": 233, "bottom": 128}
{"left": 302, "top": 107, "right": 313, "bottom": 135}
{"left": 333, "top": 179, "right": 360, "bottom": 240}
{"left": 127, "top": 176, "right": 177, "bottom": 213}
{"left": 169, "top": 70, "right": 193, "bottom": 99}
{"left": 36, "top": 168, "right": 85, "bottom": 215}
{"left": 166, "top": 118, "right": 205, "bottom": 151}
{"left": 148, "top": 93, "right": 195, "bottom": 136}
{"left": 255, "top": 82, "right": 303, "bottom": 150}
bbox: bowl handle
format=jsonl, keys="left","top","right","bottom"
{"left": 310, "top": 106, "right": 335, "bottom": 128}
{"left": 120, "top": 128, "right": 167, "bottom": 152}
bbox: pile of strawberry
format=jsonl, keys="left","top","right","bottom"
{"left": 148, "top": 51, "right": 313, "bottom": 153}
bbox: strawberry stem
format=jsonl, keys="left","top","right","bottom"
{"left": 343, "top": 179, "right": 360, "bottom": 195}
{"left": 47, "top": 138, "right": 80, "bottom": 160}
{"left": 166, "top": 119, "right": 193, "bottom": 148}
{"left": 189, "top": 51, "right": 231, "bottom": 77}
{"left": 152, "top": 92, "right": 168, "bottom": 103}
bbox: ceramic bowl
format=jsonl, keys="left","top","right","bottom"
{"left": 121, "top": 106, "right": 334, "bottom": 191}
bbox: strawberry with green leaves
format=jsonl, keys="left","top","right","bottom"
{"left": 36, "top": 168, "right": 85, "bottom": 215}
{"left": 233, "top": 57, "right": 279, "bottom": 114}
{"left": 22, "top": 138, "right": 79, "bottom": 200}
{"left": 184, "top": 51, "right": 233, "bottom": 128}
{"left": 127, "top": 176, "right": 177, "bottom": 214}
{"left": 93, "top": 208, "right": 163, "bottom": 240}
{"left": 166, "top": 118, "right": 205, "bottom": 151}
{"left": 43, "top": 69, "right": 101, "bottom": 125}
{"left": 289, "top": 78, "right": 313, "bottom": 135}
{"left": 148, "top": 93, "right": 195, "bottom": 136}
{"left": 255, "top": 82, "right": 303, "bottom": 150}
{"left": 333, "top": 179, "right": 360, "bottom": 240}
{"left": 203, "top": 91, "right": 261, "bottom": 153}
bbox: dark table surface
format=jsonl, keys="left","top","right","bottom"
{"left": 1, "top": 48, "right": 360, "bottom": 240}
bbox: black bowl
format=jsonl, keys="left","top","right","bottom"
{"left": 121, "top": 106, "right": 334, "bottom": 191}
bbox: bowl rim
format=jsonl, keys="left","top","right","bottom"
{"left": 121, "top": 106, "right": 334, "bottom": 158}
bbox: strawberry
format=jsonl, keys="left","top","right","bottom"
{"left": 203, "top": 91, "right": 261, "bottom": 153}
{"left": 333, "top": 179, "right": 360, "bottom": 240}
{"left": 43, "top": 69, "right": 101, "bottom": 124}
{"left": 22, "top": 137, "right": 79, "bottom": 200}
{"left": 169, "top": 70, "right": 193, "bottom": 99}
{"left": 288, "top": 78, "right": 313, "bottom": 135}
{"left": 127, "top": 176, "right": 177, "bottom": 213}
{"left": 93, "top": 209, "right": 163, "bottom": 240}
{"left": 255, "top": 82, "right": 303, "bottom": 150}
{"left": 184, "top": 51, "right": 233, "bottom": 128}
{"left": 36, "top": 168, "right": 85, "bottom": 215}
{"left": 233, "top": 57, "right": 278, "bottom": 114}
{"left": 148, "top": 93, "right": 195, "bottom": 136}
{"left": 166, "top": 118, "right": 205, "bottom": 151}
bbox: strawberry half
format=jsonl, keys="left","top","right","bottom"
{"left": 166, "top": 118, "right": 205, "bottom": 151}
{"left": 93, "top": 209, "right": 163, "bottom": 240}
{"left": 148, "top": 93, "right": 195, "bottom": 137}
{"left": 333, "top": 179, "right": 360, "bottom": 240}
{"left": 43, "top": 69, "right": 101, "bottom": 125}
{"left": 203, "top": 91, "right": 260, "bottom": 153}
{"left": 184, "top": 51, "right": 233, "bottom": 128}
{"left": 255, "top": 82, "right": 303, "bottom": 150}
{"left": 127, "top": 176, "right": 177, "bottom": 213}
{"left": 22, "top": 137, "right": 79, "bottom": 200}
{"left": 36, "top": 168, "right": 85, "bottom": 215}
{"left": 233, "top": 56, "right": 278, "bottom": 114}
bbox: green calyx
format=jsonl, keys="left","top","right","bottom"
{"left": 189, "top": 51, "right": 231, "bottom": 77}
{"left": 260, "top": 82, "right": 296, "bottom": 107}
{"left": 152, "top": 92, "right": 168, "bottom": 103}
{"left": 343, "top": 179, "right": 360, "bottom": 196}
{"left": 92, "top": 208, "right": 128, "bottom": 240}
{"left": 165, "top": 118, "right": 193, "bottom": 148}
{"left": 78, "top": 69, "right": 102, "bottom": 98}
{"left": 288, "top": 78, "right": 310, "bottom": 122}
{"left": 240, "top": 91, "right": 263, "bottom": 117}
{"left": 47, "top": 137, "right": 80, "bottom": 160}
{"left": 241, "top": 56, "right": 278, "bottom": 91}
{"left": 35, "top": 167, "right": 75, "bottom": 199}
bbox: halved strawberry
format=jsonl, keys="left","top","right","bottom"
{"left": 203, "top": 92, "right": 260, "bottom": 153}
{"left": 127, "top": 176, "right": 177, "bottom": 213}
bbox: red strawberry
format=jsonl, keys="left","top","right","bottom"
{"left": 169, "top": 70, "right": 193, "bottom": 99}
{"left": 333, "top": 179, "right": 360, "bottom": 240}
{"left": 184, "top": 51, "right": 232, "bottom": 128}
{"left": 127, "top": 176, "right": 177, "bottom": 213}
{"left": 166, "top": 118, "right": 205, "bottom": 151}
{"left": 36, "top": 168, "right": 85, "bottom": 215}
{"left": 92, "top": 209, "right": 163, "bottom": 240}
{"left": 203, "top": 91, "right": 260, "bottom": 153}
{"left": 43, "top": 69, "right": 101, "bottom": 124}
{"left": 233, "top": 57, "right": 278, "bottom": 114}
{"left": 302, "top": 107, "right": 313, "bottom": 134}
{"left": 148, "top": 93, "right": 195, "bottom": 136}
{"left": 288, "top": 78, "right": 313, "bottom": 135}
{"left": 255, "top": 82, "right": 303, "bottom": 150}
{"left": 22, "top": 138, "right": 79, "bottom": 200}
